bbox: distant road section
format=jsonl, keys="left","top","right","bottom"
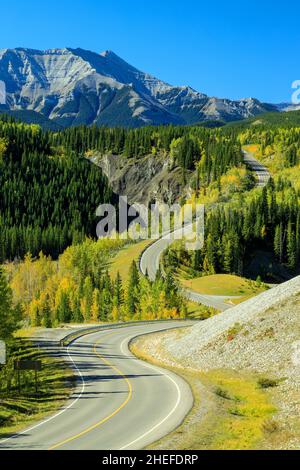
{"left": 242, "top": 150, "right": 271, "bottom": 187}
{"left": 0, "top": 322, "right": 193, "bottom": 451}
{"left": 140, "top": 150, "right": 271, "bottom": 311}
{"left": 140, "top": 236, "right": 234, "bottom": 311}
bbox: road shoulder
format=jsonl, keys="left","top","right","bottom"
{"left": 130, "top": 330, "right": 278, "bottom": 450}
{"left": 0, "top": 336, "right": 74, "bottom": 440}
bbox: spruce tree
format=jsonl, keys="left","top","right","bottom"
{"left": 99, "top": 272, "right": 113, "bottom": 322}
{"left": 164, "top": 269, "right": 180, "bottom": 311}
{"left": 0, "top": 266, "right": 15, "bottom": 339}
{"left": 274, "top": 224, "right": 284, "bottom": 263}
{"left": 223, "top": 239, "right": 233, "bottom": 273}
{"left": 114, "top": 273, "right": 124, "bottom": 310}
{"left": 56, "top": 291, "right": 71, "bottom": 324}
{"left": 91, "top": 289, "right": 101, "bottom": 322}
{"left": 127, "top": 261, "right": 140, "bottom": 317}
{"left": 42, "top": 294, "right": 52, "bottom": 328}
{"left": 287, "top": 222, "right": 297, "bottom": 269}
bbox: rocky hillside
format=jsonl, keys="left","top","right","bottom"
{"left": 134, "top": 276, "right": 300, "bottom": 449}
{"left": 0, "top": 48, "right": 277, "bottom": 127}
{"left": 166, "top": 276, "right": 300, "bottom": 358}
{"left": 90, "top": 153, "right": 192, "bottom": 205}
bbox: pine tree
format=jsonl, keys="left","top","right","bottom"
{"left": 73, "top": 295, "right": 84, "bottom": 323}
{"left": 56, "top": 290, "right": 71, "bottom": 324}
{"left": 223, "top": 239, "right": 233, "bottom": 273}
{"left": 274, "top": 224, "right": 284, "bottom": 263}
{"left": 127, "top": 261, "right": 140, "bottom": 317}
{"left": 0, "top": 266, "right": 15, "bottom": 338}
{"left": 42, "top": 293, "right": 52, "bottom": 328}
{"left": 287, "top": 222, "right": 297, "bottom": 269}
{"left": 81, "top": 276, "right": 93, "bottom": 321}
{"left": 91, "top": 288, "right": 101, "bottom": 322}
{"left": 29, "top": 299, "right": 41, "bottom": 327}
{"left": 193, "top": 250, "right": 202, "bottom": 271}
{"left": 155, "top": 267, "right": 163, "bottom": 283}
{"left": 164, "top": 269, "right": 180, "bottom": 311}
{"left": 203, "top": 235, "right": 216, "bottom": 274}
{"left": 112, "top": 272, "right": 124, "bottom": 322}
{"left": 99, "top": 272, "right": 113, "bottom": 322}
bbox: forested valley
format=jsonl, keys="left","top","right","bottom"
{"left": 167, "top": 126, "right": 300, "bottom": 283}
{"left": 1, "top": 115, "right": 300, "bottom": 335}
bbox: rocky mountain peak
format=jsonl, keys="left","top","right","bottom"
{"left": 0, "top": 47, "right": 278, "bottom": 127}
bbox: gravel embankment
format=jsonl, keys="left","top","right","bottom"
{"left": 166, "top": 276, "right": 300, "bottom": 361}
{"left": 136, "top": 276, "right": 300, "bottom": 449}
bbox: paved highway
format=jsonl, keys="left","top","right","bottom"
{"left": 140, "top": 231, "right": 234, "bottom": 311}
{"left": 0, "top": 151, "right": 270, "bottom": 450}
{"left": 242, "top": 150, "right": 271, "bottom": 187}
{"left": 140, "top": 150, "right": 271, "bottom": 311}
{"left": 0, "top": 322, "right": 193, "bottom": 451}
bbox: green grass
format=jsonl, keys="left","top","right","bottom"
{"left": 0, "top": 339, "right": 74, "bottom": 437}
{"left": 108, "top": 239, "right": 153, "bottom": 283}
{"left": 201, "top": 370, "right": 277, "bottom": 450}
{"left": 14, "top": 327, "right": 42, "bottom": 339}
{"left": 131, "top": 337, "right": 277, "bottom": 450}
{"left": 186, "top": 300, "right": 218, "bottom": 319}
{"left": 180, "top": 274, "right": 267, "bottom": 298}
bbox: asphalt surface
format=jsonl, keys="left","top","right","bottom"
{"left": 140, "top": 150, "right": 271, "bottom": 312}
{"left": 140, "top": 220, "right": 237, "bottom": 311}
{"left": 0, "top": 151, "right": 271, "bottom": 450}
{"left": 242, "top": 150, "right": 271, "bottom": 187}
{"left": 0, "top": 322, "right": 194, "bottom": 451}
{"left": 140, "top": 233, "right": 234, "bottom": 311}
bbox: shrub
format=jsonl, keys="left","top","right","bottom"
{"left": 214, "top": 387, "right": 232, "bottom": 400}
{"left": 262, "top": 419, "right": 279, "bottom": 434}
{"left": 257, "top": 377, "right": 279, "bottom": 389}
{"left": 228, "top": 407, "right": 245, "bottom": 417}
{"left": 227, "top": 322, "right": 243, "bottom": 341}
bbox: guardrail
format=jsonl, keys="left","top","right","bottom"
{"left": 59, "top": 319, "right": 197, "bottom": 348}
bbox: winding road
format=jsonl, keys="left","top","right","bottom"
{"left": 140, "top": 150, "right": 271, "bottom": 311}
{"left": 0, "top": 151, "right": 271, "bottom": 451}
{"left": 0, "top": 322, "right": 193, "bottom": 451}
{"left": 242, "top": 149, "right": 271, "bottom": 187}
{"left": 140, "top": 229, "right": 235, "bottom": 311}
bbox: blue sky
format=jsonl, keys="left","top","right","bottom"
{"left": 1, "top": 0, "right": 298, "bottom": 102}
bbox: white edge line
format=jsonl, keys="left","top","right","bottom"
{"left": 119, "top": 336, "right": 183, "bottom": 451}
{"left": 0, "top": 328, "right": 118, "bottom": 445}
{"left": 140, "top": 223, "right": 194, "bottom": 276}
{"left": 0, "top": 343, "right": 86, "bottom": 445}
{"left": 0, "top": 325, "right": 190, "bottom": 448}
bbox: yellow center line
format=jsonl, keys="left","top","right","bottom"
{"left": 48, "top": 332, "right": 133, "bottom": 451}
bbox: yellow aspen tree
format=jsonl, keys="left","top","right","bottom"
{"left": 91, "top": 288, "right": 101, "bottom": 322}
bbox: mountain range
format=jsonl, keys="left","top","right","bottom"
{"left": 0, "top": 47, "right": 293, "bottom": 128}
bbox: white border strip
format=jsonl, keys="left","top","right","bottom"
{"left": 119, "top": 336, "right": 183, "bottom": 450}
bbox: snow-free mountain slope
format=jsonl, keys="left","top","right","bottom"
{"left": 0, "top": 47, "right": 277, "bottom": 127}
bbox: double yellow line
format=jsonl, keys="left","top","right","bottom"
{"left": 49, "top": 333, "right": 133, "bottom": 450}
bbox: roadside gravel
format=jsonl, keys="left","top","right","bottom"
{"left": 136, "top": 277, "right": 300, "bottom": 449}
{"left": 166, "top": 276, "right": 300, "bottom": 362}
